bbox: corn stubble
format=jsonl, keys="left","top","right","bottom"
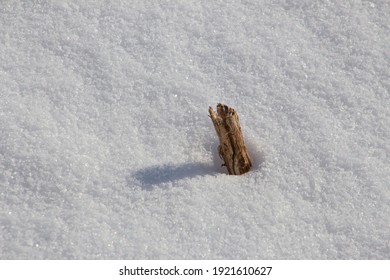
{"left": 209, "top": 104, "right": 252, "bottom": 175}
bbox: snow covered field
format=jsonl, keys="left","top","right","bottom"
{"left": 1, "top": 0, "right": 389, "bottom": 259}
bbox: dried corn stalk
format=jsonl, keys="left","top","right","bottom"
{"left": 209, "top": 104, "right": 252, "bottom": 175}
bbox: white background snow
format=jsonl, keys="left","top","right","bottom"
{"left": 1, "top": 0, "right": 389, "bottom": 259}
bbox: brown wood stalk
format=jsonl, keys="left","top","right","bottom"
{"left": 209, "top": 104, "right": 252, "bottom": 175}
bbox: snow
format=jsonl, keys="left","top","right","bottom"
{"left": 1, "top": 0, "right": 389, "bottom": 259}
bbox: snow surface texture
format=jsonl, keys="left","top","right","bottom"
{"left": 1, "top": 0, "right": 389, "bottom": 259}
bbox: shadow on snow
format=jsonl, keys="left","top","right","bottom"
{"left": 132, "top": 162, "right": 217, "bottom": 190}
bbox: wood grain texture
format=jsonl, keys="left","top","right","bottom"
{"left": 209, "top": 104, "right": 252, "bottom": 175}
